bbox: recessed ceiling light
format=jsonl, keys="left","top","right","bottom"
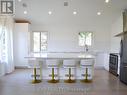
{"left": 97, "top": 12, "right": 101, "bottom": 15}
{"left": 18, "top": 0, "right": 22, "bottom": 2}
{"left": 24, "top": 11, "right": 27, "bottom": 14}
{"left": 48, "top": 11, "right": 52, "bottom": 15}
{"left": 105, "top": 0, "right": 110, "bottom": 3}
{"left": 73, "top": 11, "right": 77, "bottom": 15}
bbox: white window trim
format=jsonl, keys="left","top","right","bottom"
{"left": 78, "top": 31, "right": 94, "bottom": 47}
{"left": 31, "top": 31, "right": 48, "bottom": 53}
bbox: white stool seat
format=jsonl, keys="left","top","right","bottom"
{"left": 63, "top": 60, "right": 76, "bottom": 68}
{"left": 46, "top": 59, "right": 60, "bottom": 68}
{"left": 27, "top": 58, "right": 42, "bottom": 84}
{"left": 63, "top": 60, "right": 76, "bottom": 83}
{"left": 28, "top": 58, "right": 41, "bottom": 68}
{"left": 46, "top": 59, "right": 60, "bottom": 83}
{"left": 80, "top": 59, "right": 94, "bottom": 66}
{"left": 80, "top": 59, "right": 94, "bottom": 82}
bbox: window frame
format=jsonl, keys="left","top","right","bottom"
{"left": 78, "top": 31, "right": 93, "bottom": 47}
{"left": 32, "top": 31, "right": 48, "bottom": 52}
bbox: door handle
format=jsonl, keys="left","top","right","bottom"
{"left": 124, "top": 66, "right": 127, "bottom": 68}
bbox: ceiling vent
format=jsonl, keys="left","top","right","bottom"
{"left": 64, "top": 2, "right": 68, "bottom": 6}
{"left": 22, "top": 3, "right": 27, "bottom": 8}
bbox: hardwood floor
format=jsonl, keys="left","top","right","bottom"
{"left": 0, "top": 69, "right": 127, "bottom": 95}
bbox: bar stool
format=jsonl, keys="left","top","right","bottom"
{"left": 80, "top": 59, "right": 94, "bottom": 83}
{"left": 28, "top": 58, "right": 42, "bottom": 84}
{"left": 63, "top": 60, "right": 76, "bottom": 83}
{"left": 46, "top": 59, "right": 60, "bottom": 83}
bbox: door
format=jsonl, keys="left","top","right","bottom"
{"left": 120, "top": 34, "right": 127, "bottom": 84}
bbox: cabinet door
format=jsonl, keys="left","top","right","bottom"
{"left": 13, "top": 23, "right": 29, "bottom": 67}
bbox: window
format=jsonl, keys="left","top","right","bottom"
{"left": 33, "top": 31, "right": 47, "bottom": 52}
{"left": 79, "top": 32, "right": 93, "bottom": 46}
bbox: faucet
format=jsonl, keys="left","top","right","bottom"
{"left": 84, "top": 44, "right": 88, "bottom": 52}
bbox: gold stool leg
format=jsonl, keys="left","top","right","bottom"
{"left": 81, "top": 68, "right": 92, "bottom": 83}
{"left": 31, "top": 68, "right": 42, "bottom": 84}
{"left": 48, "top": 68, "right": 59, "bottom": 83}
{"left": 64, "top": 68, "right": 76, "bottom": 83}
{"left": 40, "top": 64, "right": 42, "bottom": 80}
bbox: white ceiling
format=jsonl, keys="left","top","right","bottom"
{"left": 14, "top": 0, "right": 127, "bottom": 26}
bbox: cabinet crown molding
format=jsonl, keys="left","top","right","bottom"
{"left": 15, "top": 19, "right": 31, "bottom": 24}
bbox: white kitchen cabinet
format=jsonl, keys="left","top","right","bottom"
{"left": 13, "top": 23, "right": 30, "bottom": 67}
{"left": 95, "top": 52, "right": 109, "bottom": 70}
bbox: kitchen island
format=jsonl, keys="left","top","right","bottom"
{"left": 25, "top": 52, "right": 95, "bottom": 60}
{"left": 25, "top": 52, "right": 95, "bottom": 82}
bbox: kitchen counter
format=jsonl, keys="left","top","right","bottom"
{"left": 25, "top": 52, "right": 95, "bottom": 59}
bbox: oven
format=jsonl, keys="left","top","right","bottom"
{"left": 109, "top": 53, "right": 120, "bottom": 76}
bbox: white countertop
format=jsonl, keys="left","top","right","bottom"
{"left": 25, "top": 52, "right": 95, "bottom": 59}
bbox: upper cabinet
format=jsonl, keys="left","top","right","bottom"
{"left": 13, "top": 21, "right": 31, "bottom": 67}
{"left": 123, "top": 10, "right": 127, "bottom": 32}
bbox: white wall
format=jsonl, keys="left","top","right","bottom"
{"left": 14, "top": 17, "right": 123, "bottom": 68}
{"left": 31, "top": 24, "right": 111, "bottom": 53}
{"left": 13, "top": 23, "right": 111, "bottom": 68}
{"left": 30, "top": 24, "right": 111, "bottom": 68}
{"left": 110, "top": 14, "right": 123, "bottom": 53}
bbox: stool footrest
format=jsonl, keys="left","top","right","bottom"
{"left": 31, "top": 75, "right": 40, "bottom": 77}
{"left": 81, "top": 74, "right": 91, "bottom": 77}
{"left": 49, "top": 74, "right": 58, "bottom": 77}
{"left": 65, "top": 74, "right": 74, "bottom": 77}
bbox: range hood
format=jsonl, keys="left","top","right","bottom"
{"left": 115, "top": 31, "right": 127, "bottom": 37}
{"left": 115, "top": 10, "right": 127, "bottom": 37}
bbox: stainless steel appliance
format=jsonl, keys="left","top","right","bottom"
{"left": 109, "top": 53, "right": 120, "bottom": 76}
{"left": 120, "top": 33, "right": 127, "bottom": 84}
{"left": 119, "top": 10, "right": 127, "bottom": 84}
